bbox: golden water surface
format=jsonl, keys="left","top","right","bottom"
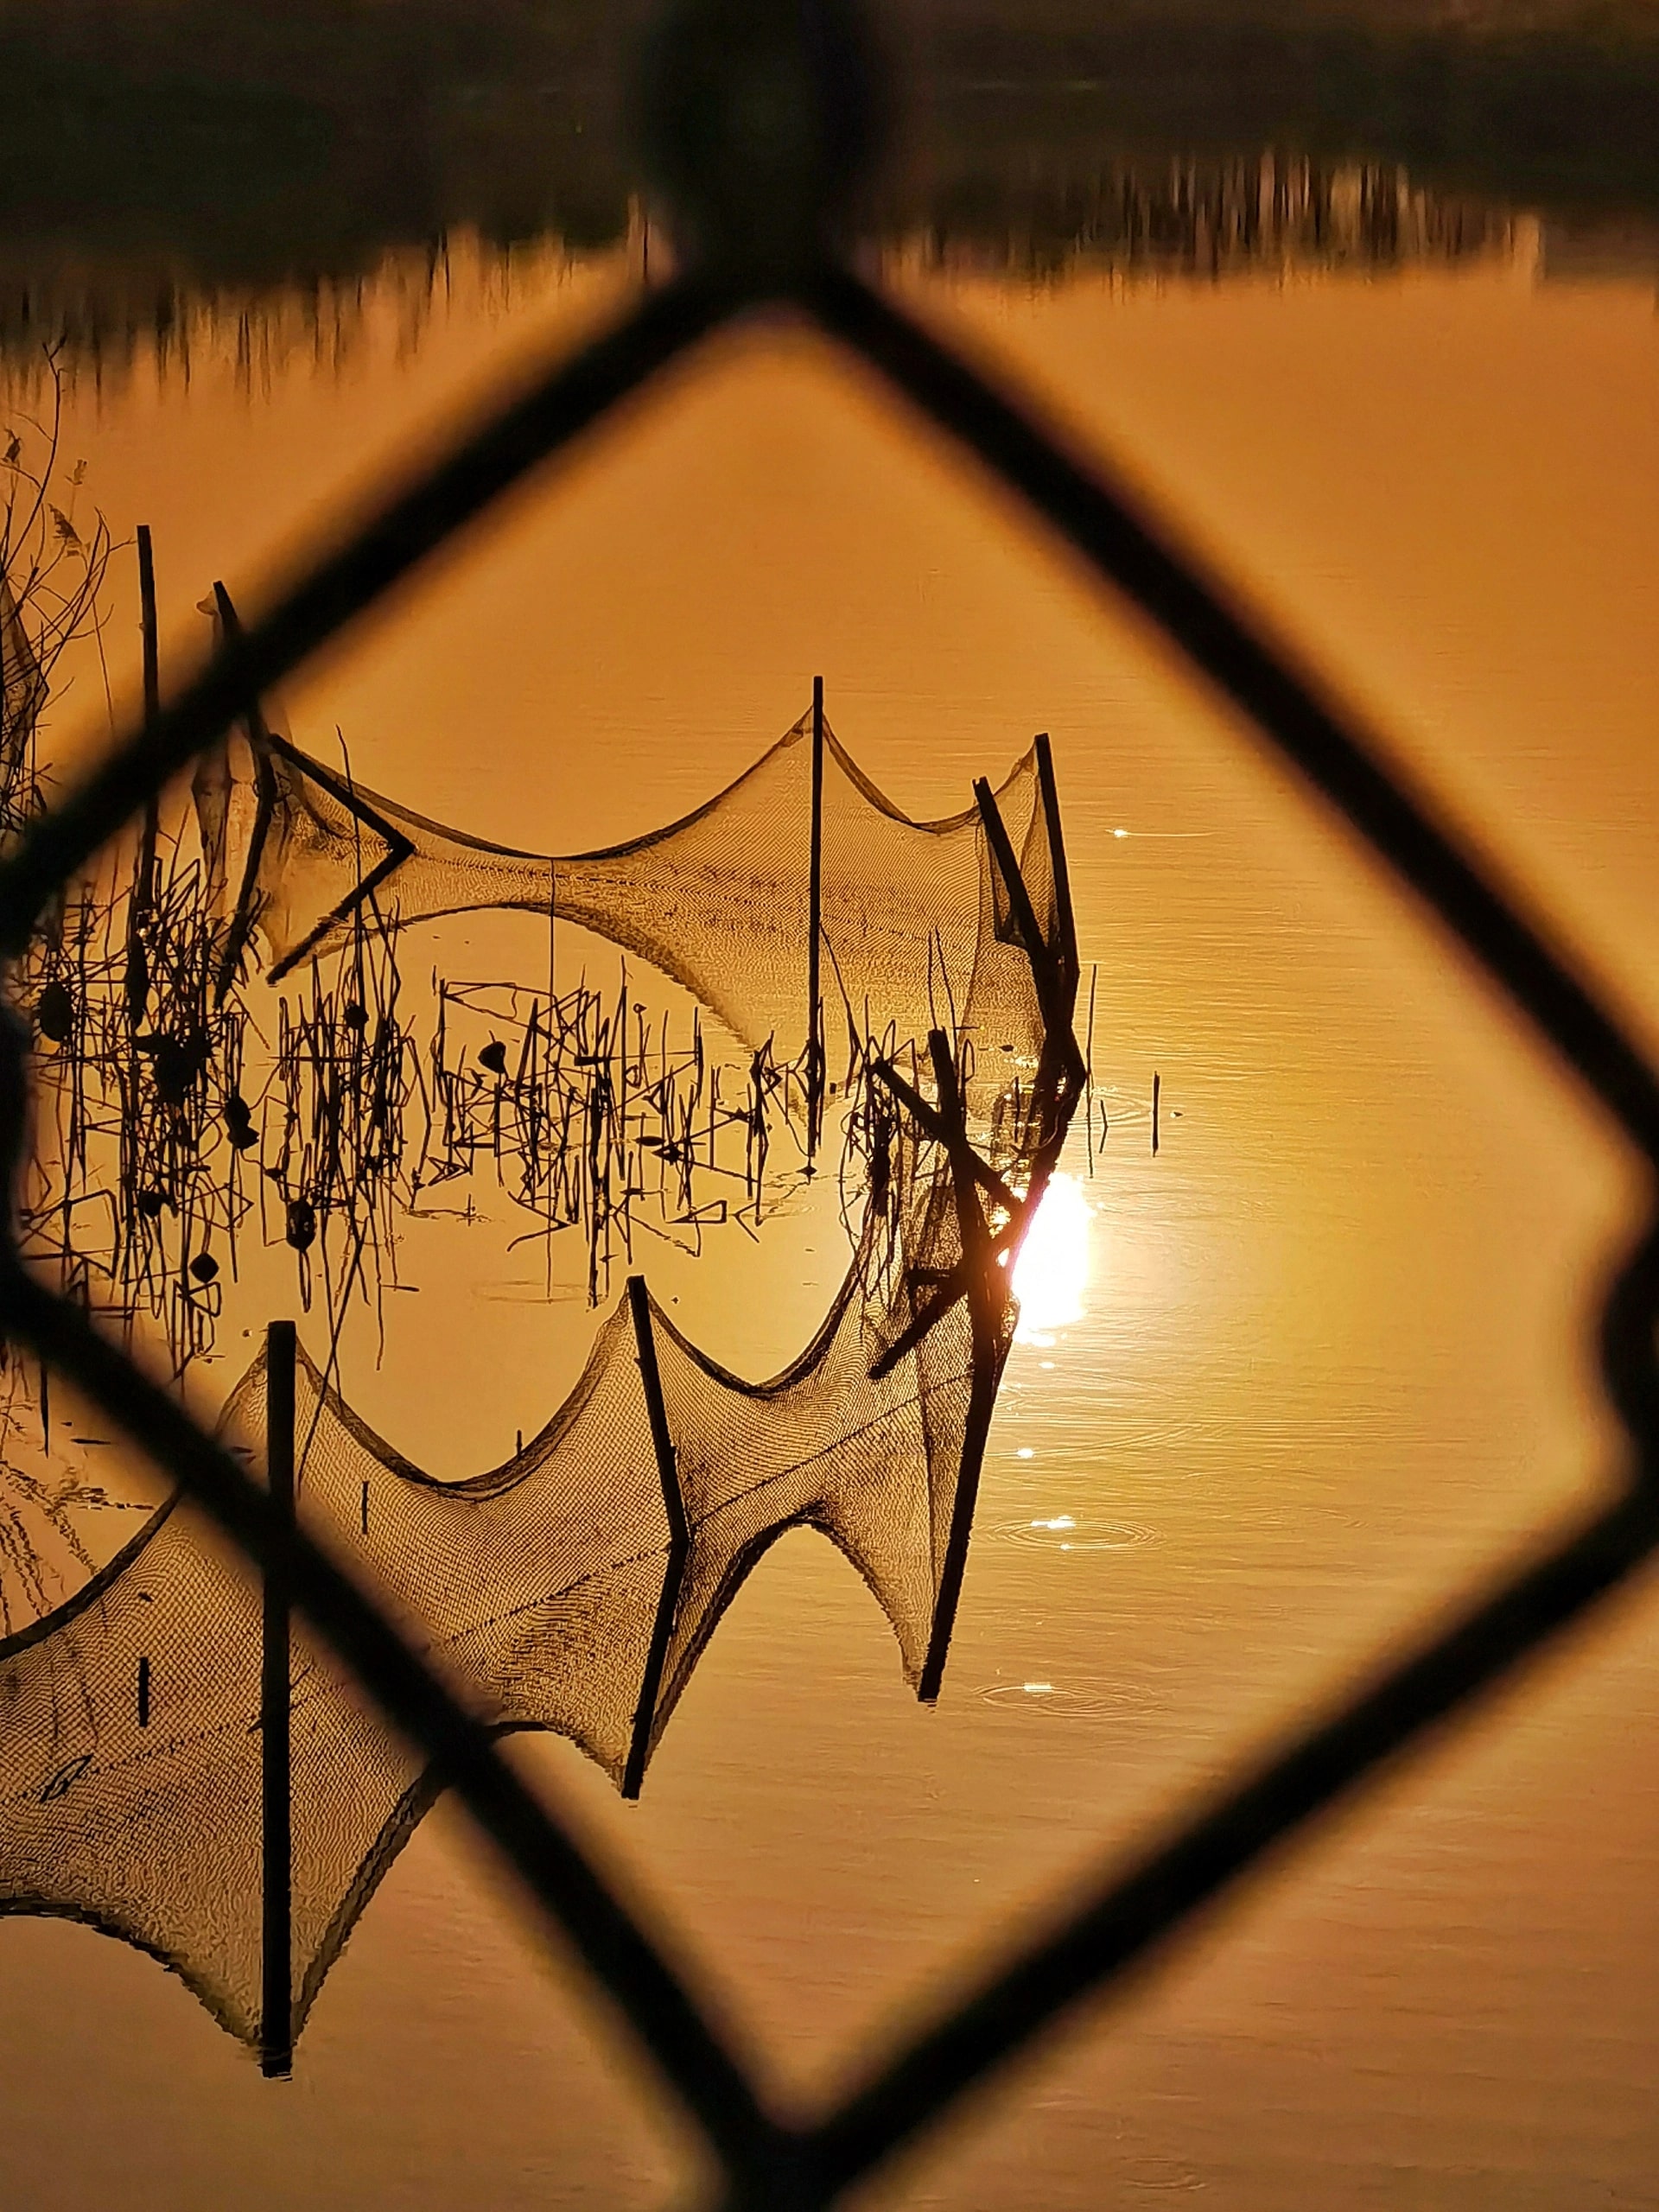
{"left": 3, "top": 226, "right": 1659, "bottom": 2208}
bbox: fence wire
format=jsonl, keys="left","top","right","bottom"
{"left": 2, "top": 3, "right": 1656, "bottom": 2206}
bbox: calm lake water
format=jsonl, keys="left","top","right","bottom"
{"left": 3, "top": 191, "right": 1659, "bottom": 2209}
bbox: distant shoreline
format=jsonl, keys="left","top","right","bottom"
{"left": 2, "top": 4, "right": 1656, "bottom": 357}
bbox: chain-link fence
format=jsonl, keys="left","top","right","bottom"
{"left": 2, "top": 3, "right": 1655, "bottom": 2206}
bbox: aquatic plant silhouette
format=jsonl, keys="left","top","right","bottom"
{"left": 19, "top": 810, "right": 838, "bottom": 1388}
{"left": 12, "top": 583, "right": 849, "bottom": 1385}
{"left": 21, "top": 819, "right": 257, "bottom": 1365}
{"left": 0, "top": 365, "right": 112, "bottom": 837}
{"left": 16, "top": 588, "right": 1067, "bottom": 1388}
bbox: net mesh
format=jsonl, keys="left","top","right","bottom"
{"left": 3, "top": 714, "right": 1081, "bottom": 2057}
{"left": 0, "top": 1081, "right": 1014, "bottom": 2037}
{"left": 200, "top": 709, "right": 1052, "bottom": 1094}
{"left": 0, "top": 1496, "right": 267, "bottom": 2037}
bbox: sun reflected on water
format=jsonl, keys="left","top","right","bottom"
{"left": 1011, "top": 1171, "right": 1094, "bottom": 1342}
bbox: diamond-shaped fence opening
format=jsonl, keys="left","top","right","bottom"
{"left": 2, "top": 3, "right": 1657, "bottom": 2208}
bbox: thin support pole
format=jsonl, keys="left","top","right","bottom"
{"left": 555, "top": 858, "right": 570, "bottom": 1309}
{"left": 1033, "top": 733, "right": 1079, "bottom": 997}
{"left": 624, "top": 1277, "right": 690, "bottom": 1801}
{"left": 261, "top": 1319, "right": 296, "bottom": 2078}
{"left": 133, "top": 527, "right": 160, "bottom": 918}
{"left": 919, "top": 1030, "right": 1002, "bottom": 1705}
{"left": 806, "top": 674, "right": 825, "bottom": 1158}
{"left": 1084, "top": 962, "right": 1098, "bottom": 1177}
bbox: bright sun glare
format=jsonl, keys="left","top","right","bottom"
{"left": 1010, "top": 1172, "right": 1093, "bottom": 1341}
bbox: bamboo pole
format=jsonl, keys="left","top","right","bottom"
{"left": 133, "top": 526, "right": 160, "bottom": 917}
{"left": 806, "top": 674, "right": 825, "bottom": 1157}
{"left": 260, "top": 1319, "right": 296, "bottom": 2078}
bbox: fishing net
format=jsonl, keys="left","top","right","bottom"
{"left": 2, "top": 709, "right": 1082, "bottom": 2058}
{"left": 0, "top": 1079, "right": 1028, "bottom": 2047}
{"left": 0, "top": 1495, "right": 269, "bottom": 2037}
{"left": 197, "top": 708, "right": 1056, "bottom": 1096}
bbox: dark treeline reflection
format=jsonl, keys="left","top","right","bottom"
{"left": 899, "top": 148, "right": 1513, "bottom": 281}
{"left": 0, "top": 149, "right": 1516, "bottom": 376}
{"left": 1, "top": 0, "right": 1656, "bottom": 364}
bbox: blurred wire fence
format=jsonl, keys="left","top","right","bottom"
{"left": 1, "top": 3, "right": 1655, "bottom": 2205}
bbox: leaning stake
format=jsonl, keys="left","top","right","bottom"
{"left": 624, "top": 1277, "right": 690, "bottom": 1800}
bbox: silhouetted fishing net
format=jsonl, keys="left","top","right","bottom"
{"left": 0, "top": 1497, "right": 269, "bottom": 2033}
{"left": 0, "top": 1406, "right": 97, "bottom": 1641}
{"left": 16, "top": 815, "right": 817, "bottom": 1382}
{"left": 0, "top": 1046, "right": 1046, "bottom": 2048}
{"left": 16, "top": 696, "right": 1062, "bottom": 1388}
{"left": 3, "top": 664, "right": 1084, "bottom": 2060}
{"left": 198, "top": 708, "right": 1056, "bottom": 1097}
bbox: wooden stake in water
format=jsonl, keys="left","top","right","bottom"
{"left": 1152, "top": 1071, "right": 1161, "bottom": 1157}
{"left": 918, "top": 1029, "right": 1001, "bottom": 1705}
{"left": 261, "top": 1319, "right": 296, "bottom": 2079}
{"left": 623, "top": 1277, "right": 689, "bottom": 1801}
{"left": 806, "top": 675, "right": 825, "bottom": 1159}
{"left": 1084, "top": 961, "right": 1098, "bottom": 1176}
{"left": 555, "top": 854, "right": 570, "bottom": 1300}
{"left": 134, "top": 527, "right": 161, "bottom": 917}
